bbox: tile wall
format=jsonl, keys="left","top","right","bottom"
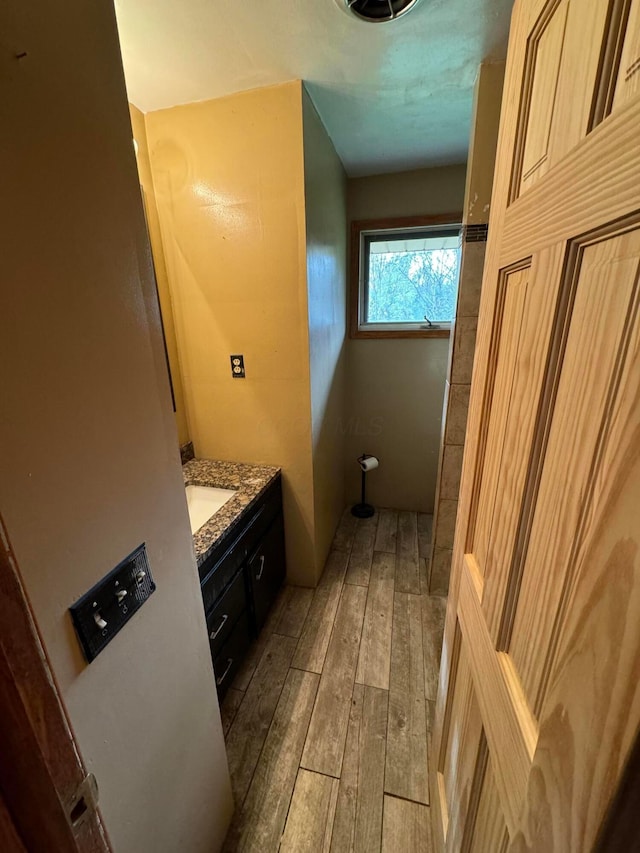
{"left": 429, "top": 238, "right": 485, "bottom": 593}
{"left": 428, "top": 61, "right": 505, "bottom": 595}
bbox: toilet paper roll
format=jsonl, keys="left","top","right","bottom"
{"left": 358, "top": 455, "right": 379, "bottom": 472}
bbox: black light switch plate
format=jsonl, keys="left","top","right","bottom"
{"left": 230, "top": 354, "right": 245, "bottom": 378}
{"left": 70, "top": 543, "right": 155, "bottom": 663}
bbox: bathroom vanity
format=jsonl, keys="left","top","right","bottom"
{"left": 183, "top": 458, "right": 285, "bottom": 698}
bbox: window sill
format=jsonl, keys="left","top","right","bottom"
{"left": 350, "top": 327, "right": 451, "bottom": 340}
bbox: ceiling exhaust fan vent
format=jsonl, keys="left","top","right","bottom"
{"left": 339, "top": 0, "right": 423, "bottom": 23}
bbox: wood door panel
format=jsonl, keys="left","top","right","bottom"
{"left": 440, "top": 641, "right": 483, "bottom": 853}
{"left": 434, "top": 1, "right": 640, "bottom": 849}
{"left": 501, "top": 93, "right": 640, "bottom": 266}
{"left": 471, "top": 264, "right": 531, "bottom": 578}
{"left": 458, "top": 557, "right": 537, "bottom": 836}
{"left": 470, "top": 755, "right": 508, "bottom": 853}
{"left": 470, "top": 247, "right": 565, "bottom": 635}
{"left": 510, "top": 413, "right": 640, "bottom": 851}
{"left": 517, "top": 0, "right": 610, "bottom": 196}
{"left": 613, "top": 0, "right": 640, "bottom": 109}
{"left": 509, "top": 227, "right": 640, "bottom": 709}
{"left": 519, "top": 0, "right": 569, "bottom": 191}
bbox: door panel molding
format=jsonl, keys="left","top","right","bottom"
{"left": 533, "top": 236, "right": 640, "bottom": 709}
{"left": 457, "top": 557, "right": 537, "bottom": 835}
{"left": 493, "top": 241, "right": 576, "bottom": 649}
{"left": 470, "top": 264, "right": 531, "bottom": 579}
{"left": 469, "top": 248, "right": 564, "bottom": 638}
{"left": 460, "top": 733, "right": 490, "bottom": 853}
{"left": 509, "top": 228, "right": 640, "bottom": 709}
{"left": 469, "top": 753, "right": 509, "bottom": 853}
{"left": 513, "top": 0, "right": 611, "bottom": 199}
{"left": 589, "top": 0, "right": 634, "bottom": 127}
{"left": 516, "top": 0, "right": 569, "bottom": 194}
{"left": 612, "top": 0, "right": 640, "bottom": 108}
{"left": 463, "top": 261, "right": 515, "bottom": 555}
{"left": 441, "top": 643, "right": 483, "bottom": 853}
{"left": 501, "top": 93, "right": 640, "bottom": 265}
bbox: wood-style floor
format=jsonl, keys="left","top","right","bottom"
{"left": 220, "top": 508, "right": 446, "bottom": 852}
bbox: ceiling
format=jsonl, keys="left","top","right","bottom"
{"left": 114, "top": 0, "right": 513, "bottom": 177}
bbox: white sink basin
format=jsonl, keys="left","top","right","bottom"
{"left": 185, "top": 485, "right": 236, "bottom": 533}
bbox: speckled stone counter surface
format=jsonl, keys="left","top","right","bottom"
{"left": 182, "top": 458, "right": 280, "bottom": 567}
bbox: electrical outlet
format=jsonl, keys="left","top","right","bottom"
{"left": 230, "top": 354, "right": 245, "bottom": 378}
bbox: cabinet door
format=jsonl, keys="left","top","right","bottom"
{"left": 247, "top": 513, "right": 285, "bottom": 633}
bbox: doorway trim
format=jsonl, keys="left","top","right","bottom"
{"left": 0, "top": 515, "right": 110, "bottom": 852}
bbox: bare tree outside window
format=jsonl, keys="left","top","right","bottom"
{"left": 367, "top": 242, "right": 460, "bottom": 323}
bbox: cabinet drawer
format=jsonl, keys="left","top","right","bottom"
{"left": 206, "top": 568, "right": 246, "bottom": 659}
{"left": 200, "top": 536, "right": 246, "bottom": 612}
{"left": 212, "top": 609, "right": 251, "bottom": 700}
{"left": 248, "top": 513, "right": 286, "bottom": 633}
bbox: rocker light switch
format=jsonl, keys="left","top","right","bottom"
{"left": 70, "top": 543, "right": 155, "bottom": 663}
{"left": 230, "top": 354, "right": 245, "bottom": 378}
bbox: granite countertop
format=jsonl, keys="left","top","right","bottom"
{"left": 183, "top": 458, "right": 281, "bottom": 567}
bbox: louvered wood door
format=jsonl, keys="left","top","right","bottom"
{"left": 432, "top": 0, "right": 640, "bottom": 850}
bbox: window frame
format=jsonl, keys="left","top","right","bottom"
{"left": 349, "top": 213, "right": 463, "bottom": 339}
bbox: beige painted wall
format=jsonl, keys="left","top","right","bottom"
{"left": 348, "top": 164, "right": 468, "bottom": 221}
{"left": 0, "top": 2, "right": 232, "bottom": 852}
{"left": 302, "top": 89, "right": 348, "bottom": 581}
{"left": 145, "top": 82, "right": 318, "bottom": 585}
{"left": 129, "top": 104, "right": 190, "bottom": 446}
{"left": 463, "top": 62, "right": 507, "bottom": 225}
{"left": 345, "top": 164, "right": 467, "bottom": 512}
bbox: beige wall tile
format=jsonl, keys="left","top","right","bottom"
{"left": 457, "top": 240, "right": 486, "bottom": 318}
{"left": 450, "top": 315, "right": 478, "bottom": 385}
{"left": 446, "top": 319, "right": 456, "bottom": 382}
{"left": 444, "top": 383, "right": 471, "bottom": 446}
{"left": 429, "top": 546, "right": 453, "bottom": 596}
{"left": 433, "top": 498, "right": 458, "bottom": 550}
{"left": 440, "top": 445, "right": 464, "bottom": 501}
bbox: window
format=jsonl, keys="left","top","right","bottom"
{"left": 350, "top": 215, "right": 462, "bottom": 338}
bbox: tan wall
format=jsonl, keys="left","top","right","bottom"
{"left": 0, "top": 2, "right": 232, "bottom": 852}
{"left": 145, "top": 82, "right": 317, "bottom": 585}
{"left": 129, "top": 104, "right": 190, "bottom": 446}
{"left": 463, "top": 62, "right": 507, "bottom": 225}
{"left": 345, "top": 165, "right": 467, "bottom": 512}
{"left": 348, "top": 164, "right": 468, "bottom": 221}
{"left": 302, "top": 89, "right": 348, "bottom": 581}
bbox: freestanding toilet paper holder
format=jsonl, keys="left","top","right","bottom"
{"left": 351, "top": 453, "right": 378, "bottom": 518}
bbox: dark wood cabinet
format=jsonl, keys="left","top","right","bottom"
{"left": 211, "top": 609, "right": 251, "bottom": 695}
{"left": 199, "top": 475, "right": 285, "bottom": 699}
{"left": 248, "top": 513, "right": 285, "bottom": 633}
{"left": 206, "top": 567, "right": 246, "bottom": 659}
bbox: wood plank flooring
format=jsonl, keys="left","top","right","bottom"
{"left": 221, "top": 507, "right": 445, "bottom": 851}
{"left": 385, "top": 592, "right": 429, "bottom": 805}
